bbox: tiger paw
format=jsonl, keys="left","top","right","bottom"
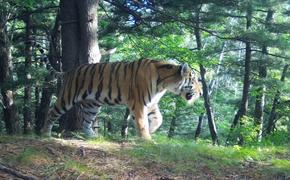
{"left": 83, "top": 128, "right": 97, "bottom": 138}
{"left": 40, "top": 127, "right": 52, "bottom": 137}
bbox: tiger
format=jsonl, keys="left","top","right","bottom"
{"left": 40, "top": 58, "right": 202, "bottom": 139}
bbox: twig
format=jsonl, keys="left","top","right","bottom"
{"left": 0, "top": 163, "right": 38, "bottom": 180}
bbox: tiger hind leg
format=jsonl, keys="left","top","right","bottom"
{"left": 81, "top": 101, "right": 100, "bottom": 137}
{"left": 40, "top": 104, "right": 68, "bottom": 136}
{"left": 40, "top": 97, "right": 73, "bottom": 136}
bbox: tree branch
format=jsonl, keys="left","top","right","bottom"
{"left": 251, "top": 49, "right": 290, "bottom": 59}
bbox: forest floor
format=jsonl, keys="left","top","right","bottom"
{"left": 0, "top": 135, "right": 289, "bottom": 180}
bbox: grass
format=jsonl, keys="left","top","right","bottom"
{"left": 270, "top": 159, "right": 290, "bottom": 173}
{"left": 12, "top": 147, "right": 52, "bottom": 166}
{"left": 121, "top": 135, "right": 290, "bottom": 176}
{"left": 64, "top": 159, "right": 92, "bottom": 173}
{"left": 1, "top": 134, "right": 289, "bottom": 178}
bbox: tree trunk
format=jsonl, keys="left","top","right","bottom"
{"left": 0, "top": 23, "right": 20, "bottom": 135}
{"left": 194, "top": 114, "right": 204, "bottom": 139}
{"left": 253, "top": 9, "right": 273, "bottom": 141}
{"left": 23, "top": 12, "right": 33, "bottom": 134}
{"left": 59, "top": 0, "right": 101, "bottom": 135}
{"left": 199, "top": 65, "right": 219, "bottom": 145}
{"left": 121, "top": 108, "right": 131, "bottom": 138}
{"left": 77, "top": 0, "right": 101, "bottom": 64}
{"left": 266, "top": 64, "right": 289, "bottom": 134}
{"left": 193, "top": 5, "right": 219, "bottom": 145}
{"left": 228, "top": 4, "right": 252, "bottom": 145}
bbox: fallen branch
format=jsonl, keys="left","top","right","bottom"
{"left": 0, "top": 163, "right": 38, "bottom": 180}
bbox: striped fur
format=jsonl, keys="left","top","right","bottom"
{"left": 41, "top": 59, "right": 202, "bottom": 139}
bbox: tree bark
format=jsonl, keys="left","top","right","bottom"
{"left": 59, "top": 0, "right": 101, "bottom": 134}
{"left": 77, "top": 0, "right": 101, "bottom": 64}
{"left": 253, "top": 9, "right": 273, "bottom": 141}
{"left": 193, "top": 5, "right": 219, "bottom": 145}
{"left": 266, "top": 64, "right": 289, "bottom": 134}
{"left": 0, "top": 23, "right": 20, "bottom": 135}
{"left": 23, "top": 12, "right": 33, "bottom": 134}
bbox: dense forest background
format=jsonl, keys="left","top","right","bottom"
{"left": 0, "top": 0, "right": 289, "bottom": 146}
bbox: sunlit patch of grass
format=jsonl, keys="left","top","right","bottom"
{"left": 87, "top": 135, "right": 120, "bottom": 146}
{"left": 64, "top": 159, "right": 92, "bottom": 173}
{"left": 86, "top": 136, "right": 125, "bottom": 152}
{"left": 13, "top": 147, "right": 52, "bottom": 166}
{"left": 63, "top": 159, "right": 108, "bottom": 177}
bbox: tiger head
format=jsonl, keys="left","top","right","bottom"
{"left": 157, "top": 61, "right": 203, "bottom": 103}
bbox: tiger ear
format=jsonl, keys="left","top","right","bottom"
{"left": 181, "top": 63, "right": 190, "bottom": 76}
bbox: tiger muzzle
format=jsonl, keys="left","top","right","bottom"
{"left": 185, "top": 92, "right": 194, "bottom": 100}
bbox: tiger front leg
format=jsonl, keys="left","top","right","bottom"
{"left": 131, "top": 105, "right": 151, "bottom": 140}
{"left": 148, "top": 104, "right": 163, "bottom": 134}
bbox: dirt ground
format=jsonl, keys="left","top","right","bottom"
{"left": 0, "top": 137, "right": 288, "bottom": 179}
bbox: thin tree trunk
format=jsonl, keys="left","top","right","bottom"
{"left": 168, "top": 116, "right": 177, "bottom": 138}
{"left": 194, "top": 114, "right": 204, "bottom": 139}
{"left": 195, "top": 42, "right": 226, "bottom": 139}
{"left": 228, "top": 4, "right": 252, "bottom": 145}
{"left": 266, "top": 64, "right": 289, "bottom": 134}
{"left": 35, "top": 13, "right": 61, "bottom": 134}
{"left": 199, "top": 65, "right": 219, "bottom": 145}
{"left": 35, "top": 78, "right": 54, "bottom": 134}
{"left": 23, "top": 12, "right": 33, "bottom": 134}
{"left": 0, "top": 23, "right": 20, "bottom": 135}
{"left": 121, "top": 108, "right": 131, "bottom": 138}
{"left": 193, "top": 5, "right": 219, "bottom": 145}
{"left": 34, "top": 58, "right": 41, "bottom": 122}
{"left": 253, "top": 9, "right": 273, "bottom": 141}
